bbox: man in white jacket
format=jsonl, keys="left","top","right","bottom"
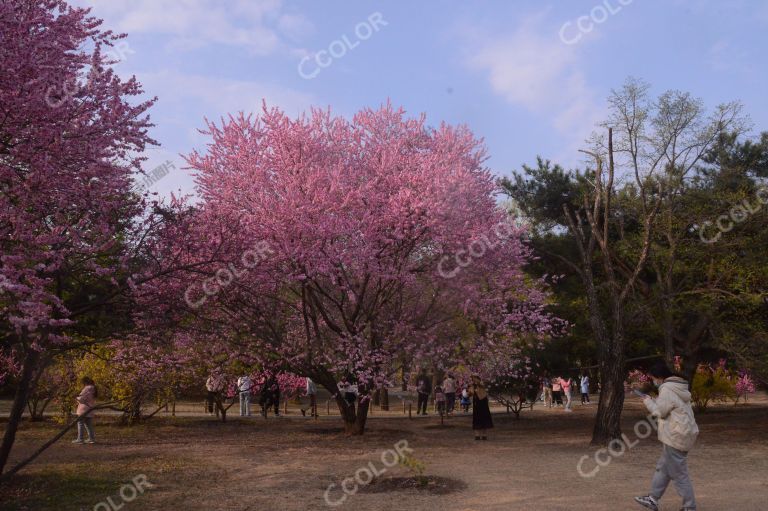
{"left": 634, "top": 363, "right": 699, "bottom": 511}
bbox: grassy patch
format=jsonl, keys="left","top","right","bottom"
{"left": 0, "top": 457, "right": 187, "bottom": 511}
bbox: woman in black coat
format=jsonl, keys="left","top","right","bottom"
{"left": 471, "top": 376, "right": 493, "bottom": 440}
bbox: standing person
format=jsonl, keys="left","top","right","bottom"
{"left": 634, "top": 363, "right": 699, "bottom": 511}
{"left": 205, "top": 373, "right": 221, "bottom": 416}
{"left": 443, "top": 373, "right": 457, "bottom": 414}
{"left": 541, "top": 373, "right": 553, "bottom": 408}
{"left": 552, "top": 377, "right": 563, "bottom": 407}
{"left": 271, "top": 375, "right": 281, "bottom": 416}
{"left": 580, "top": 372, "right": 591, "bottom": 404}
{"left": 72, "top": 377, "right": 97, "bottom": 444}
{"left": 561, "top": 376, "right": 573, "bottom": 412}
{"left": 460, "top": 387, "right": 471, "bottom": 413}
{"left": 237, "top": 374, "right": 252, "bottom": 417}
{"left": 260, "top": 374, "right": 281, "bottom": 417}
{"left": 415, "top": 369, "right": 432, "bottom": 415}
{"left": 470, "top": 377, "right": 493, "bottom": 440}
{"left": 306, "top": 377, "right": 318, "bottom": 418}
{"left": 435, "top": 385, "right": 446, "bottom": 417}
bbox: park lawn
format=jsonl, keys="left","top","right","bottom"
{"left": 0, "top": 421, "right": 208, "bottom": 511}
{"left": 2, "top": 397, "right": 768, "bottom": 511}
{"left": 0, "top": 458, "right": 185, "bottom": 511}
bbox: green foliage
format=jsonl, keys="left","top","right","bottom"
{"left": 398, "top": 453, "right": 428, "bottom": 486}
{"left": 691, "top": 364, "right": 736, "bottom": 412}
{"left": 501, "top": 128, "right": 768, "bottom": 381}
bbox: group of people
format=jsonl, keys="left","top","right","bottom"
{"left": 70, "top": 361, "right": 699, "bottom": 511}
{"left": 206, "top": 373, "right": 321, "bottom": 419}
{"left": 414, "top": 370, "right": 492, "bottom": 439}
{"left": 415, "top": 370, "right": 472, "bottom": 416}
{"left": 540, "top": 372, "right": 591, "bottom": 411}
{"left": 208, "top": 373, "right": 283, "bottom": 418}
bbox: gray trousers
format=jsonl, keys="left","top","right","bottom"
{"left": 76, "top": 416, "right": 94, "bottom": 441}
{"left": 239, "top": 392, "right": 251, "bottom": 416}
{"left": 651, "top": 444, "right": 696, "bottom": 509}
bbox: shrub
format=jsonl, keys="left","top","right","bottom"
{"left": 691, "top": 363, "right": 736, "bottom": 412}
{"left": 734, "top": 371, "right": 756, "bottom": 404}
{"left": 399, "top": 453, "right": 428, "bottom": 487}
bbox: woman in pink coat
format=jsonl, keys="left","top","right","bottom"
{"left": 73, "top": 376, "right": 97, "bottom": 444}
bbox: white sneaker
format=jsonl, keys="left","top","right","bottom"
{"left": 85, "top": 439, "right": 96, "bottom": 444}
{"left": 72, "top": 439, "right": 84, "bottom": 444}
{"left": 634, "top": 495, "right": 659, "bottom": 511}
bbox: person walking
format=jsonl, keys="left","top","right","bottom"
{"left": 237, "top": 374, "right": 252, "bottom": 417}
{"left": 470, "top": 377, "right": 493, "bottom": 440}
{"left": 634, "top": 362, "right": 699, "bottom": 511}
{"left": 552, "top": 377, "right": 563, "bottom": 406}
{"left": 416, "top": 369, "right": 432, "bottom": 415}
{"left": 541, "top": 374, "right": 553, "bottom": 408}
{"left": 561, "top": 376, "right": 573, "bottom": 412}
{"left": 580, "top": 372, "right": 591, "bottom": 404}
{"left": 306, "top": 377, "right": 318, "bottom": 418}
{"left": 72, "top": 376, "right": 97, "bottom": 444}
{"left": 443, "top": 373, "right": 457, "bottom": 414}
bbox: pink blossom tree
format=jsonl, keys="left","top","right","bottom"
{"left": 0, "top": 0, "right": 156, "bottom": 475}
{"left": 147, "top": 103, "right": 557, "bottom": 434}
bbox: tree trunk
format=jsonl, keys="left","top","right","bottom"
{"left": 591, "top": 350, "right": 626, "bottom": 444}
{"left": 314, "top": 373, "right": 370, "bottom": 435}
{"left": 214, "top": 397, "right": 230, "bottom": 422}
{"left": 580, "top": 265, "right": 626, "bottom": 444}
{"left": 0, "top": 348, "right": 40, "bottom": 475}
{"left": 401, "top": 361, "right": 409, "bottom": 391}
{"left": 579, "top": 265, "right": 625, "bottom": 444}
{"left": 661, "top": 297, "right": 676, "bottom": 365}
{"left": 381, "top": 387, "right": 389, "bottom": 411}
{"left": 334, "top": 392, "right": 370, "bottom": 435}
{"left": 124, "top": 394, "right": 143, "bottom": 424}
{"left": 350, "top": 398, "right": 370, "bottom": 435}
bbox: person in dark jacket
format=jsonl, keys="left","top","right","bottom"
{"left": 260, "top": 374, "right": 281, "bottom": 417}
{"left": 471, "top": 376, "right": 493, "bottom": 440}
{"left": 415, "top": 369, "right": 432, "bottom": 415}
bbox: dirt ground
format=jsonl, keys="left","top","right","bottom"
{"left": 2, "top": 395, "right": 768, "bottom": 511}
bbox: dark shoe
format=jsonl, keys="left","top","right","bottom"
{"left": 481, "top": 436, "right": 488, "bottom": 441}
{"left": 474, "top": 436, "right": 481, "bottom": 441}
{"left": 633, "top": 496, "right": 659, "bottom": 511}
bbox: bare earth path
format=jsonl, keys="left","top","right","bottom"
{"left": 2, "top": 396, "right": 767, "bottom": 511}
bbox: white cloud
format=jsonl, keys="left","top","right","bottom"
{"left": 138, "top": 69, "right": 315, "bottom": 120}
{"left": 75, "top": 0, "right": 309, "bottom": 55}
{"left": 468, "top": 22, "right": 577, "bottom": 109}
{"left": 464, "top": 13, "right": 605, "bottom": 160}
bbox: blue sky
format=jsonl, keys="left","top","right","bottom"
{"left": 74, "top": 0, "right": 768, "bottom": 198}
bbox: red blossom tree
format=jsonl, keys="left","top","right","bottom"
{"left": 146, "top": 104, "right": 558, "bottom": 434}
{"left": 0, "top": 0, "right": 156, "bottom": 475}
